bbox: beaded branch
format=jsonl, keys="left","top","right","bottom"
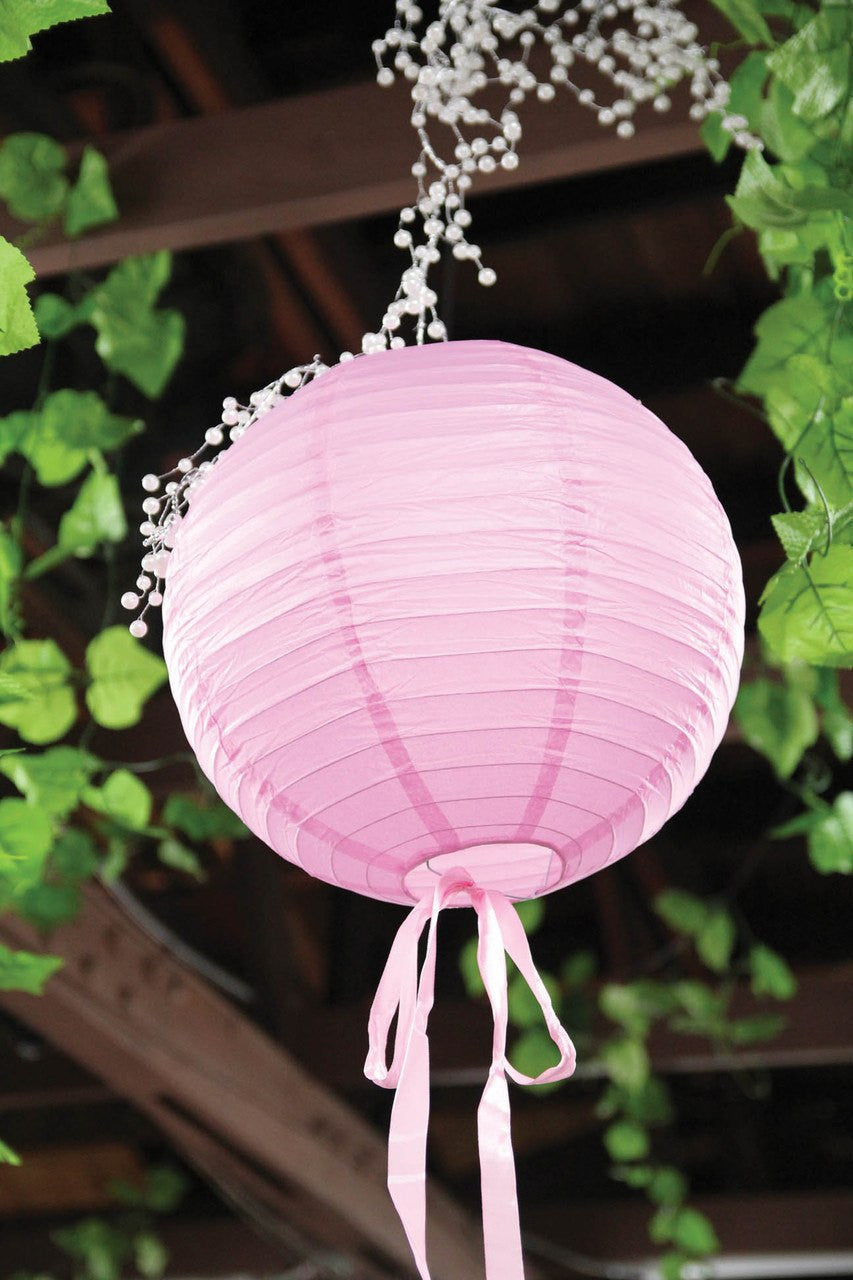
{"left": 127, "top": 0, "right": 759, "bottom": 635}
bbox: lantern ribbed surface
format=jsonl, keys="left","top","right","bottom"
{"left": 163, "top": 340, "right": 744, "bottom": 905}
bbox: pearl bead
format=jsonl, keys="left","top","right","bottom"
{"left": 121, "top": 592, "right": 139, "bottom": 610}
{"left": 377, "top": 67, "right": 394, "bottom": 87}
{"left": 149, "top": 591, "right": 163, "bottom": 607}
{"left": 617, "top": 120, "right": 635, "bottom": 138}
{"left": 500, "top": 151, "right": 519, "bottom": 170}
{"left": 205, "top": 427, "right": 224, "bottom": 446}
{"left": 394, "top": 229, "right": 413, "bottom": 248}
{"left": 177, "top": 458, "right": 193, "bottom": 473}
{"left": 142, "top": 497, "right": 160, "bottom": 515}
{"left": 283, "top": 369, "right": 302, "bottom": 388}
{"left": 141, "top": 474, "right": 160, "bottom": 492}
{"left": 137, "top": 575, "right": 152, "bottom": 590}
{"left": 129, "top": 619, "right": 148, "bottom": 638}
{"left": 478, "top": 267, "right": 497, "bottom": 286}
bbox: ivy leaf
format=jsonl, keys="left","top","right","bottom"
{"left": 0, "top": 746, "right": 98, "bottom": 817}
{"left": 653, "top": 889, "right": 709, "bottom": 936}
{"left": 0, "top": 797, "right": 53, "bottom": 892}
{"left": 85, "top": 626, "right": 167, "bottom": 729}
{"left": 162, "top": 792, "right": 248, "bottom": 841}
{"left": 0, "top": 1138, "right": 21, "bottom": 1165}
{"left": 603, "top": 1119, "right": 650, "bottom": 1162}
{"left": 0, "top": 942, "right": 62, "bottom": 993}
{"left": 758, "top": 546, "right": 853, "bottom": 667}
{"left": 734, "top": 678, "right": 819, "bottom": 777}
{"left": 459, "top": 935, "right": 484, "bottom": 997}
{"left": 0, "top": 639, "right": 76, "bottom": 744}
{"left": 600, "top": 1036, "right": 650, "bottom": 1091}
{"left": 0, "top": 527, "right": 23, "bottom": 635}
{"left": 760, "top": 80, "right": 818, "bottom": 163}
{"left": 515, "top": 897, "right": 544, "bottom": 933}
{"left": 52, "top": 829, "right": 99, "bottom": 881}
{"left": 771, "top": 509, "right": 826, "bottom": 563}
{"left": 728, "top": 1012, "right": 787, "bottom": 1043}
{"left": 506, "top": 965, "right": 560, "bottom": 1028}
{"left": 57, "top": 470, "right": 126, "bottom": 556}
{"left": 0, "top": 133, "right": 67, "bottom": 221}
{"left": 134, "top": 1232, "right": 168, "bottom": 1279}
{"left": 707, "top": 0, "right": 772, "bottom": 44}
{"left": 738, "top": 294, "right": 851, "bottom": 399}
{"left": 749, "top": 943, "right": 798, "bottom": 999}
{"left": 23, "top": 390, "right": 141, "bottom": 488}
{"left": 704, "top": 52, "right": 768, "bottom": 164}
{"left": 88, "top": 252, "right": 184, "bottom": 397}
{"left": 83, "top": 769, "right": 152, "bottom": 831}
{"left": 0, "top": 237, "right": 38, "bottom": 356}
{"left": 696, "top": 909, "right": 736, "bottom": 973}
{"left": 648, "top": 1167, "right": 689, "bottom": 1209}
{"left": 0, "top": 2, "right": 111, "bottom": 63}
{"left": 670, "top": 1207, "right": 720, "bottom": 1256}
{"left": 158, "top": 837, "right": 205, "bottom": 881}
{"left": 18, "top": 880, "right": 81, "bottom": 930}
{"left": 727, "top": 151, "right": 813, "bottom": 230}
{"left": 33, "top": 292, "right": 80, "bottom": 339}
{"left": 510, "top": 1027, "right": 561, "bottom": 1090}
{"left": 813, "top": 669, "right": 853, "bottom": 761}
{"left": 560, "top": 949, "right": 597, "bottom": 988}
{"left": 65, "top": 146, "right": 118, "bottom": 237}
{"left": 660, "top": 1252, "right": 689, "bottom": 1280}
{"left": 53, "top": 1217, "right": 130, "bottom": 1280}
{"left": 766, "top": 6, "right": 852, "bottom": 122}
{"left": 806, "top": 792, "right": 853, "bottom": 874}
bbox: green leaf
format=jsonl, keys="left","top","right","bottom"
{"left": 601, "top": 1036, "right": 650, "bottom": 1091}
{"left": 53, "top": 1217, "right": 129, "bottom": 1280}
{"left": 0, "top": 797, "right": 52, "bottom": 898}
{"left": 65, "top": 146, "right": 118, "bottom": 237}
{"left": 806, "top": 792, "right": 853, "bottom": 873}
{"left": 514, "top": 897, "right": 544, "bottom": 933}
{"left": 0, "top": 1138, "right": 21, "bottom": 1165}
{"left": 0, "top": 746, "right": 98, "bottom": 817}
{"left": 603, "top": 1119, "right": 650, "bottom": 1162}
{"left": 33, "top": 291, "right": 80, "bottom": 338}
{"left": 728, "top": 1012, "right": 787, "bottom": 1043}
{"left": 0, "top": 527, "right": 23, "bottom": 635}
{"left": 88, "top": 252, "right": 184, "bottom": 397}
{"left": 141, "top": 1164, "right": 187, "bottom": 1212}
{"left": 162, "top": 792, "right": 248, "bottom": 841}
{"left": 0, "top": 942, "right": 62, "bottom": 993}
{"left": 58, "top": 470, "right": 127, "bottom": 556}
{"left": 814, "top": 669, "right": 853, "bottom": 761}
{"left": 158, "top": 837, "right": 205, "bottom": 881}
{"left": 0, "top": 236, "right": 38, "bottom": 355}
{"left": 18, "top": 880, "right": 80, "bottom": 929}
{"left": 766, "top": 6, "right": 852, "bottom": 122}
{"left": 696, "top": 909, "right": 736, "bottom": 973}
{"left": 510, "top": 1026, "right": 561, "bottom": 1088}
{"left": 707, "top": 0, "right": 772, "bottom": 44}
{"left": 0, "top": 133, "right": 67, "bottom": 221}
{"left": 772, "top": 509, "right": 826, "bottom": 563}
{"left": 84, "top": 768, "right": 152, "bottom": 831}
{"left": 671, "top": 980, "right": 728, "bottom": 1023}
{"left": 760, "top": 80, "right": 818, "bottom": 163}
{"left": 507, "top": 966, "right": 560, "bottom": 1027}
{"left": 459, "top": 935, "right": 485, "bottom": 997}
{"left": 85, "top": 626, "right": 167, "bottom": 729}
{"left": 0, "top": 639, "right": 75, "bottom": 744}
{"left": 21, "top": 390, "right": 141, "bottom": 487}
{"left": 648, "top": 1166, "right": 689, "bottom": 1208}
{"left": 727, "top": 151, "right": 831, "bottom": 231}
{"left": 51, "top": 829, "right": 99, "bottom": 881}
{"left": 100, "top": 837, "right": 128, "bottom": 883}
{"left": 560, "top": 949, "right": 597, "bottom": 988}
{"left": 738, "top": 295, "right": 852, "bottom": 399}
{"left": 0, "top": 2, "right": 111, "bottom": 63}
{"left": 670, "top": 1206, "right": 720, "bottom": 1256}
{"left": 660, "top": 1251, "right": 689, "bottom": 1280}
{"left": 749, "top": 943, "right": 798, "bottom": 999}
{"left": 134, "top": 1233, "right": 168, "bottom": 1279}
{"left": 653, "top": 889, "right": 709, "bottom": 936}
{"left": 759, "top": 547, "right": 853, "bottom": 667}
{"left": 735, "top": 677, "right": 819, "bottom": 777}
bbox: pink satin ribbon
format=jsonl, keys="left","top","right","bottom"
{"left": 365, "top": 870, "right": 577, "bottom": 1280}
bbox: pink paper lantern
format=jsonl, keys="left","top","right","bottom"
{"left": 161, "top": 339, "right": 743, "bottom": 1280}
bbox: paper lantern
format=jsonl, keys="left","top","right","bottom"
{"left": 161, "top": 339, "right": 744, "bottom": 1280}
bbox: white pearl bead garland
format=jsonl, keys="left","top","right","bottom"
{"left": 127, "top": 1, "right": 759, "bottom": 635}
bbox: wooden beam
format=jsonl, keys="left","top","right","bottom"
{"left": 7, "top": 79, "right": 704, "bottom": 280}
{"left": 0, "top": 883, "right": 485, "bottom": 1280}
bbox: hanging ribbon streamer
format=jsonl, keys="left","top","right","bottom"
{"left": 365, "top": 870, "right": 577, "bottom": 1280}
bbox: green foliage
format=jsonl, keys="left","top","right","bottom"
{"left": 805, "top": 792, "right": 853, "bottom": 872}
{"left": 162, "top": 792, "right": 248, "bottom": 841}
{"left": 157, "top": 837, "right": 205, "bottom": 881}
{"left": 65, "top": 146, "right": 119, "bottom": 237}
{"left": 0, "top": 1, "right": 111, "bottom": 63}
{"left": 0, "top": 639, "right": 75, "bottom": 743}
{"left": 603, "top": 1119, "right": 650, "bottom": 1162}
{"left": 85, "top": 627, "right": 168, "bottom": 729}
{"left": 758, "top": 546, "right": 853, "bottom": 666}
{"left": 749, "top": 943, "right": 798, "bottom": 998}
{"left": 58, "top": 469, "right": 127, "bottom": 556}
{"left": 0, "top": 236, "right": 38, "bottom": 355}
{"left": 735, "top": 677, "right": 819, "bottom": 776}
{"left": 88, "top": 253, "right": 186, "bottom": 397}
{"left": 83, "top": 770, "right": 153, "bottom": 832}
{"left": 0, "top": 942, "right": 62, "bottom": 993}
{"left": 0, "top": 1136, "right": 21, "bottom": 1165}
{"left": 0, "top": 746, "right": 98, "bottom": 816}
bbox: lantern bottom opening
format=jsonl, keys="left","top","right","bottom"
{"left": 403, "top": 841, "right": 560, "bottom": 903}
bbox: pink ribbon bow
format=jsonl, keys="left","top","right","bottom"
{"left": 365, "top": 869, "right": 577, "bottom": 1280}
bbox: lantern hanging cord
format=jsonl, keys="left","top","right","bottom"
{"left": 365, "top": 868, "right": 576, "bottom": 1280}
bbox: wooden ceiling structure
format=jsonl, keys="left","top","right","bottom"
{"left": 1, "top": 2, "right": 852, "bottom": 1277}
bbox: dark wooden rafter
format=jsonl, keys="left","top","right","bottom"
{"left": 0, "top": 882, "right": 489, "bottom": 1280}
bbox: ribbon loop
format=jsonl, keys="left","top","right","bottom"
{"left": 364, "top": 872, "right": 577, "bottom": 1280}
